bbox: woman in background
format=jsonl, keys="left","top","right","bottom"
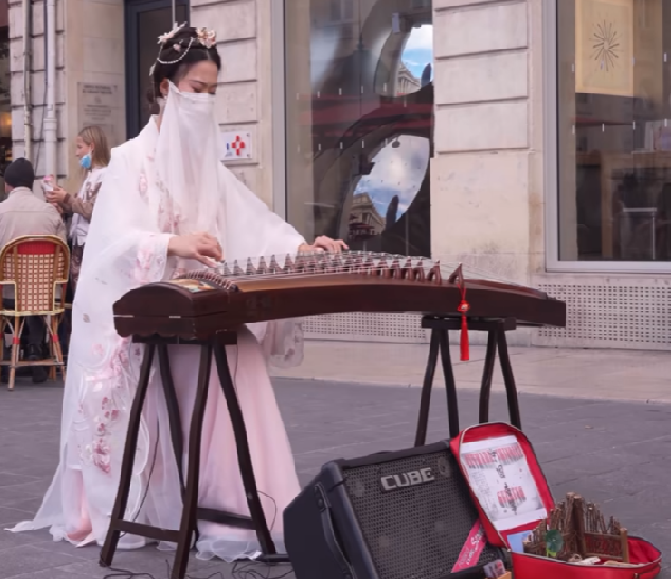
{"left": 47, "top": 125, "right": 111, "bottom": 294}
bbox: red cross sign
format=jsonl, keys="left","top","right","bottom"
{"left": 229, "top": 135, "right": 246, "bottom": 156}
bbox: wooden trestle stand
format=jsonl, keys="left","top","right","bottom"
{"left": 414, "top": 315, "right": 522, "bottom": 444}
{"left": 100, "top": 332, "right": 288, "bottom": 579}
{"left": 100, "top": 316, "right": 525, "bottom": 579}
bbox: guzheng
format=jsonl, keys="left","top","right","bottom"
{"left": 113, "top": 252, "right": 566, "bottom": 341}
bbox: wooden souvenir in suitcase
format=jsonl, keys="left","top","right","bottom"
{"left": 448, "top": 422, "right": 662, "bottom": 579}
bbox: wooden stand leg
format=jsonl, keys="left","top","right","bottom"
{"left": 171, "top": 344, "right": 212, "bottom": 579}
{"left": 478, "top": 329, "right": 498, "bottom": 423}
{"left": 8, "top": 317, "right": 20, "bottom": 391}
{"left": 497, "top": 330, "right": 522, "bottom": 429}
{"left": 213, "top": 340, "right": 277, "bottom": 558}
{"left": 438, "top": 330, "right": 460, "bottom": 439}
{"left": 414, "top": 330, "right": 440, "bottom": 447}
{"left": 101, "top": 343, "right": 156, "bottom": 567}
{"left": 157, "top": 343, "right": 185, "bottom": 495}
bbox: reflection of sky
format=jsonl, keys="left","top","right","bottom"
{"left": 354, "top": 136, "right": 430, "bottom": 219}
{"left": 402, "top": 25, "right": 433, "bottom": 80}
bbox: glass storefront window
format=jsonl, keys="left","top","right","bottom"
{"left": 0, "top": 0, "right": 11, "bottom": 185}
{"left": 557, "top": 0, "right": 671, "bottom": 262}
{"left": 284, "top": 0, "right": 433, "bottom": 256}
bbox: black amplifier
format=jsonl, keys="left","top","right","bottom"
{"left": 284, "top": 442, "right": 507, "bottom": 579}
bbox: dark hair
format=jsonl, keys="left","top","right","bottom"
{"left": 4, "top": 157, "right": 35, "bottom": 189}
{"left": 148, "top": 25, "right": 221, "bottom": 104}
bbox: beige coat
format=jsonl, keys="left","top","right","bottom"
{"left": 0, "top": 186, "right": 67, "bottom": 299}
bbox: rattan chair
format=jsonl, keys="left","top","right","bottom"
{"left": 0, "top": 235, "right": 70, "bottom": 390}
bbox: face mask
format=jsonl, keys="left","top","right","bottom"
{"left": 170, "top": 84, "right": 216, "bottom": 133}
{"left": 80, "top": 153, "right": 92, "bottom": 170}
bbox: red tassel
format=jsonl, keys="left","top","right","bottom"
{"left": 459, "top": 299, "right": 470, "bottom": 361}
{"left": 453, "top": 263, "right": 470, "bottom": 361}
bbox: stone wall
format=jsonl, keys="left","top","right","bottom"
{"left": 191, "top": 0, "right": 275, "bottom": 208}
{"left": 430, "top": 0, "right": 544, "bottom": 285}
{"left": 9, "top": 0, "right": 125, "bottom": 194}
{"left": 9, "top": 0, "right": 66, "bottom": 179}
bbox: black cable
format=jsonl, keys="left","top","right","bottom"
{"left": 100, "top": 556, "right": 295, "bottom": 579}
{"left": 121, "top": 415, "right": 161, "bottom": 539}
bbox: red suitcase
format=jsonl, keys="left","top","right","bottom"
{"left": 448, "top": 422, "right": 662, "bottom": 579}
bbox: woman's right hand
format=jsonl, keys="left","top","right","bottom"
{"left": 46, "top": 185, "right": 68, "bottom": 205}
{"left": 167, "top": 232, "right": 223, "bottom": 267}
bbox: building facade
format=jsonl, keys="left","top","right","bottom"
{"left": 6, "top": 0, "right": 671, "bottom": 350}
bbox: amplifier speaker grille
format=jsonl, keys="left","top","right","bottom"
{"left": 340, "top": 449, "right": 501, "bottom": 579}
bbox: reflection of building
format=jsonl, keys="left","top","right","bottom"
{"left": 348, "top": 192, "right": 385, "bottom": 242}
{"left": 0, "top": 0, "right": 10, "bottom": 186}
{"left": 396, "top": 62, "right": 421, "bottom": 96}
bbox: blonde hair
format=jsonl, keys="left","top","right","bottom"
{"left": 78, "top": 125, "right": 111, "bottom": 168}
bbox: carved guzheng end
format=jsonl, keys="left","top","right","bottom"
{"left": 112, "top": 251, "right": 566, "bottom": 341}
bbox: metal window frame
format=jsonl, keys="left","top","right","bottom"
{"left": 543, "top": 0, "right": 671, "bottom": 273}
{"left": 270, "top": 0, "right": 287, "bottom": 219}
{"left": 124, "top": 0, "right": 190, "bottom": 141}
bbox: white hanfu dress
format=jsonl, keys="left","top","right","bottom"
{"left": 10, "top": 105, "right": 306, "bottom": 562}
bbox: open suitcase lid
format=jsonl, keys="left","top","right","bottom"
{"left": 448, "top": 422, "right": 556, "bottom": 550}
{"left": 448, "top": 422, "right": 663, "bottom": 578}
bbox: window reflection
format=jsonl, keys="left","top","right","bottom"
{"left": 349, "top": 135, "right": 430, "bottom": 254}
{"left": 285, "top": 0, "right": 433, "bottom": 256}
{"left": 557, "top": 0, "right": 671, "bottom": 262}
{"left": 0, "top": 0, "right": 11, "bottom": 191}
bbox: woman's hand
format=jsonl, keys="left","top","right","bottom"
{"left": 167, "top": 232, "right": 223, "bottom": 267}
{"left": 46, "top": 185, "right": 68, "bottom": 205}
{"left": 299, "top": 236, "right": 349, "bottom": 254}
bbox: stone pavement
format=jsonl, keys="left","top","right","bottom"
{"left": 0, "top": 342, "right": 668, "bottom": 578}
{"left": 272, "top": 340, "right": 671, "bottom": 403}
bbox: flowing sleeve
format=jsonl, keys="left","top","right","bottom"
{"left": 219, "top": 165, "right": 306, "bottom": 368}
{"left": 219, "top": 166, "right": 305, "bottom": 260}
{"left": 74, "top": 143, "right": 173, "bottom": 370}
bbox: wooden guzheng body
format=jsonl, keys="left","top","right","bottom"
{"left": 113, "top": 251, "right": 566, "bottom": 338}
{"left": 103, "top": 251, "right": 567, "bottom": 579}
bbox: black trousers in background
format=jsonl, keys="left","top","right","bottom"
{"left": 3, "top": 299, "right": 47, "bottom": 354}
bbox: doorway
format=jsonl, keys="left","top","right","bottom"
{"left": 125, "top": 0, "right": 189, "bottom": 139}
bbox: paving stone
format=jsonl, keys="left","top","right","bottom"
{"left": 0, "top": 378, "right": 669, "bottom": 578}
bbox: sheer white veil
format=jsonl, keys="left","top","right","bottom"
{"left": 154, "top": 81, "right": 222, "bottom": 236}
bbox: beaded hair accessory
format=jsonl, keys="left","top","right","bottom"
{"left": 148, "top": 22, "right": 217, "bottom": 77}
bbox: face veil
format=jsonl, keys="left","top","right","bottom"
{"left": 154, "top": 81, "right": 220, "bottom": 236}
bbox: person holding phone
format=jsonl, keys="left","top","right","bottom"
{"left": 46, "top": 125, "right": 111, "bottom": 294}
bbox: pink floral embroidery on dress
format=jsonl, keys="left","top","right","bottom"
{"left": 90, "top": 438, "right": 111, "bottom": 474}
{"left": 83, "top": 337, "right": 131, "bottom": 474}
{"left": 139, "top": 171, "right": 149, "bottom": 203}
{"left": 135, "top": 235, "right": 167, "bottom": 284}
{"left": 156, "top": 178, "right": 181, "bottom": 233}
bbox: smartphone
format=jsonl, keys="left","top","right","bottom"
{"left": 41, "top": 176, "right": 54, "bottom": 194}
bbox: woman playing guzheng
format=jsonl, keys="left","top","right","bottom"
{"left": 10, "top": 23, "right": 347, "bottom": 561}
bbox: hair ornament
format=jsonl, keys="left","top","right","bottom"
{"left": 149, "top": 23, "right": 217, "bottom": 77}
{"left": 158, "top": 22, "right": 186, "bottom": 45}
{"left": 196, "top": 27, "right": 217, "bottom": 48}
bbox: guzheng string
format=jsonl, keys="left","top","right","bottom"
{"left": 176, "top": 251, "right": 523, "bottom": 364}
{"left": 206, "top": 251, "right": 521, "bottom": 286}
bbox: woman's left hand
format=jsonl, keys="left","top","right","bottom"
{"left": 300, "top": 236, "right": 349, "bottom": 254}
